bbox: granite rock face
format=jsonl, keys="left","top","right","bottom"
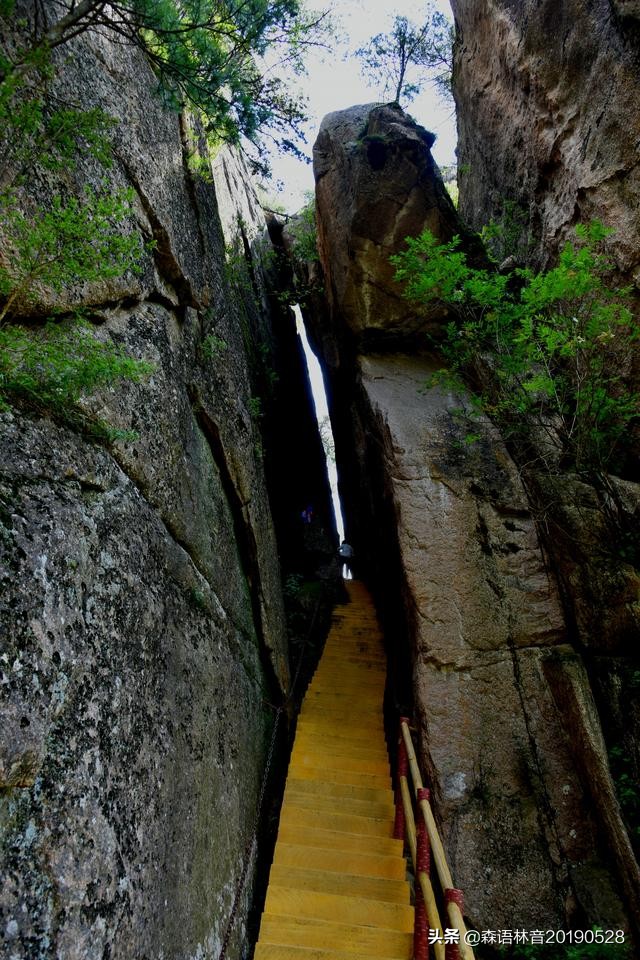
{"left": 352, "top": 356, "right": 630, "bottom": 931}
{"left": 450, "top": 0, "right": 640, "bottom": 283}
{"left": 0, "top": 12, "right": 291, "bottom": 960}
{"left": 450, "top": 0, "right": 640, "bottom": 930}
{"left": 313, "top": 103, "right": 461, "bottom": 346}
{"left": 309, "top": 102, "right": 635, "bottom": 934}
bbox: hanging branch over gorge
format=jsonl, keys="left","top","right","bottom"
{"left": 0, "top": 0, "right": 331, "bottom": 159}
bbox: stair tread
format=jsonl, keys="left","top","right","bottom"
{"left": 273, "top": 843, "right": 406, "bottom": 880}
{"left": 283, "top": 789, "right": 394, "bottom": 818}
{"left": 255, "top": 943, "right": 409, "bottom": 960}
{"left": 286, "top": 766, "right": 391, "bottom": 789}
{"left": 275, "top": 822, "right": 403, "bottom": 856}
{"left": 258, "top": 915, "right": 411, "bottom": 956}
{"left": 286, "top": 777, "right": 394, "bottom": 804}
{"left": 263, "top": 886, "right": 414, "bottom": 931}
{"left": 268, "top": 864, "right": 410, "bottom": 904}
{"left": 279, "top": 805, "right": 394, "bottom": 839}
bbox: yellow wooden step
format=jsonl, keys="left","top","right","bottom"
{"left": 292, "top": 734, "right": 389, "bottom": 776}
{"left": 295, "top": 718, "right": 388, "bottom": 744}
{"left": 286, "top": 777, "right": 394, "bottom": 805}
{"left": 312, "top": 662, "right": 387, "bottom": 690}
{"left": 291, "top": 737, "right": 389, "bottom": 764}
{"left": 319, "top": 653, "right": 386, "bottom": 668}
{"left": 273, "top": 842, "right": 406, "bottom": 880}
{"left": 297, "top": 707, "right": 386, "bottom": 729}
{"left": 275, "top": 822, "right": 403, "bottom": 856}
{"left": 323, "top": 635, "right": 384, "bottom": 648}
{"left": 289, "top": 752, "right": 390, "bottom": 778}
{"left": 254, "top": 942, "right": 408, "bottom": 960}
{"left": 307, "top": 672, "right": 386, "bottom": 692}
{"left": 267, "top": 864, "right": 410, "bottom": 904}
{"left": 258, "top": 915, "right": 412, "bottom": 957}
{"left": 283, "top": 788, "right": 395, "bottom": 821}
{"left": 263, "top": 886, "right": 414, "bottom": 931}
{"left": 287, "top": 764, "right": 391, "bottom": 790}
{"left": 278, "top": 804, "right": 394, "bottom": 839}
{"left": 304, "top": 690, "right": 383, "bottom": 708}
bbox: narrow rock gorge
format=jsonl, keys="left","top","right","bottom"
{"left": 1, "top": 0, "right": 639, "bottom": 957}
{"left": 302, "top": 94, "right": 639, "bottom": 940}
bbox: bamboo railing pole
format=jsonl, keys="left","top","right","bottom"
{"left": 400, "top": 776, "right": 417, "bottom": 861}
{"left": 417, "top": 796, "right": 454, "bottom": 893}
{"left": 400, "top": 720, "right": 424, "bottom": 791}
{"left": 447, "top": 900, "right": 475, "bottom": 960}
{"left": 401, "top": 722, "right": 454, "bottom": 892}
{"left": 399, "top": 775, "right": 445, "bottom": 960}
{"left": 418, "top": 873, "right": 445, "bottom": 960}
{"left": 400, "top": 721, "right": 476, "bottom": 959}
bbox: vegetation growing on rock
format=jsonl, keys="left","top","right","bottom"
{"left": 392, "top": 221, "right": 638, "bottom": 478}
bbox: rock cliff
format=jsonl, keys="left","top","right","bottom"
{"left": 0, "top": 12, "right": 333, "bottom": 959}
{"left": 307, "top": 101, "right": 636, "bottom": 935}
{"left": 451, "top": 0, "right": 640, "bottom": 932}
{"left": 450, "top": 0, "right": 640, "bottom": 286}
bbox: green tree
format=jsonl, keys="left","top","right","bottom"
{"left": 355, "top": 6, "right": 453, "bottom": 106}
{"left": 391, "top": 221, "right": 639, "bottom": 476}
{"left": 1, "top": 0, "right": 330, "bottom": 164}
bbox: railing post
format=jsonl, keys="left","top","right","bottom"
{"left": 445, "top": 888, "right": 464, "bottom": 960}
{"left": 414, "top": 787, "right": 431, "bottom": 960}
{"left": 393, "top": 716, "right": 410, "bottom": 840}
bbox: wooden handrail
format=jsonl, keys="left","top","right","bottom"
{"left": 399, "top": 774, "right": 445, "bottom": 960}
{"left": 400, "top": 720, "right": 475, "bottom": 960}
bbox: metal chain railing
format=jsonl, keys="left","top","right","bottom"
{"left": 218, "top": 596, "right": 322, "bottom": 960}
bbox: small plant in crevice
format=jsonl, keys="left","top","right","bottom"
{"left": 188, "top": 586, "right": 207, "bottom": 611}
{"left": 283, "top": 573, "right": 304, "bottom": 601}
{"left": 391, "top": 220, "right": 639, "bottom": 480}
{"left": 201, "top": 332, "right": 228, "bottom": 360}
{"left": 481, "top": 198, "right": 533, "bottom": 266}
{"left": 247, "top": 394, "right": 263, "bottom": 420}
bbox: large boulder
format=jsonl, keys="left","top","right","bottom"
{"left": 313, "top": 103, "right": 461, "bottom": 346}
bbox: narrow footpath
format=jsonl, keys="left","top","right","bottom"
{"left": 254, "top": 580, "right": 413, "bottom": 959}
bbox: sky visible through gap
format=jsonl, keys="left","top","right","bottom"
{"left": 263, "top": 0, "right": 456, "bottom": 210}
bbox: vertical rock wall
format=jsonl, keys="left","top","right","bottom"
{"left": 309, "top": 102, "right": 634, "bottom": 935}
{"left": 450, "top": 0, "right": 640, "bottom": 283}
{"left": 450, "top": 0, "right": 640, "bottom": 934}
{"left": 0, "top": 13, "right": 325, "bottom": 958}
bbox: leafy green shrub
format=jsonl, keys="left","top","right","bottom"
{"left": 289, "top": 201, "right": 319, "bottom": 264}
{"left": 391, "top": 221, "right": 638, "bottom": 476}
{"left": 0, "top": 318, "right": 153, "bottom": 438}
{"left": 0, "top": 186, "right": 145, "bottom": 321}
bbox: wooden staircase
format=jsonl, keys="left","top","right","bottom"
{"left": 254, "top": 581, "right": 413, "bottom": 960}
